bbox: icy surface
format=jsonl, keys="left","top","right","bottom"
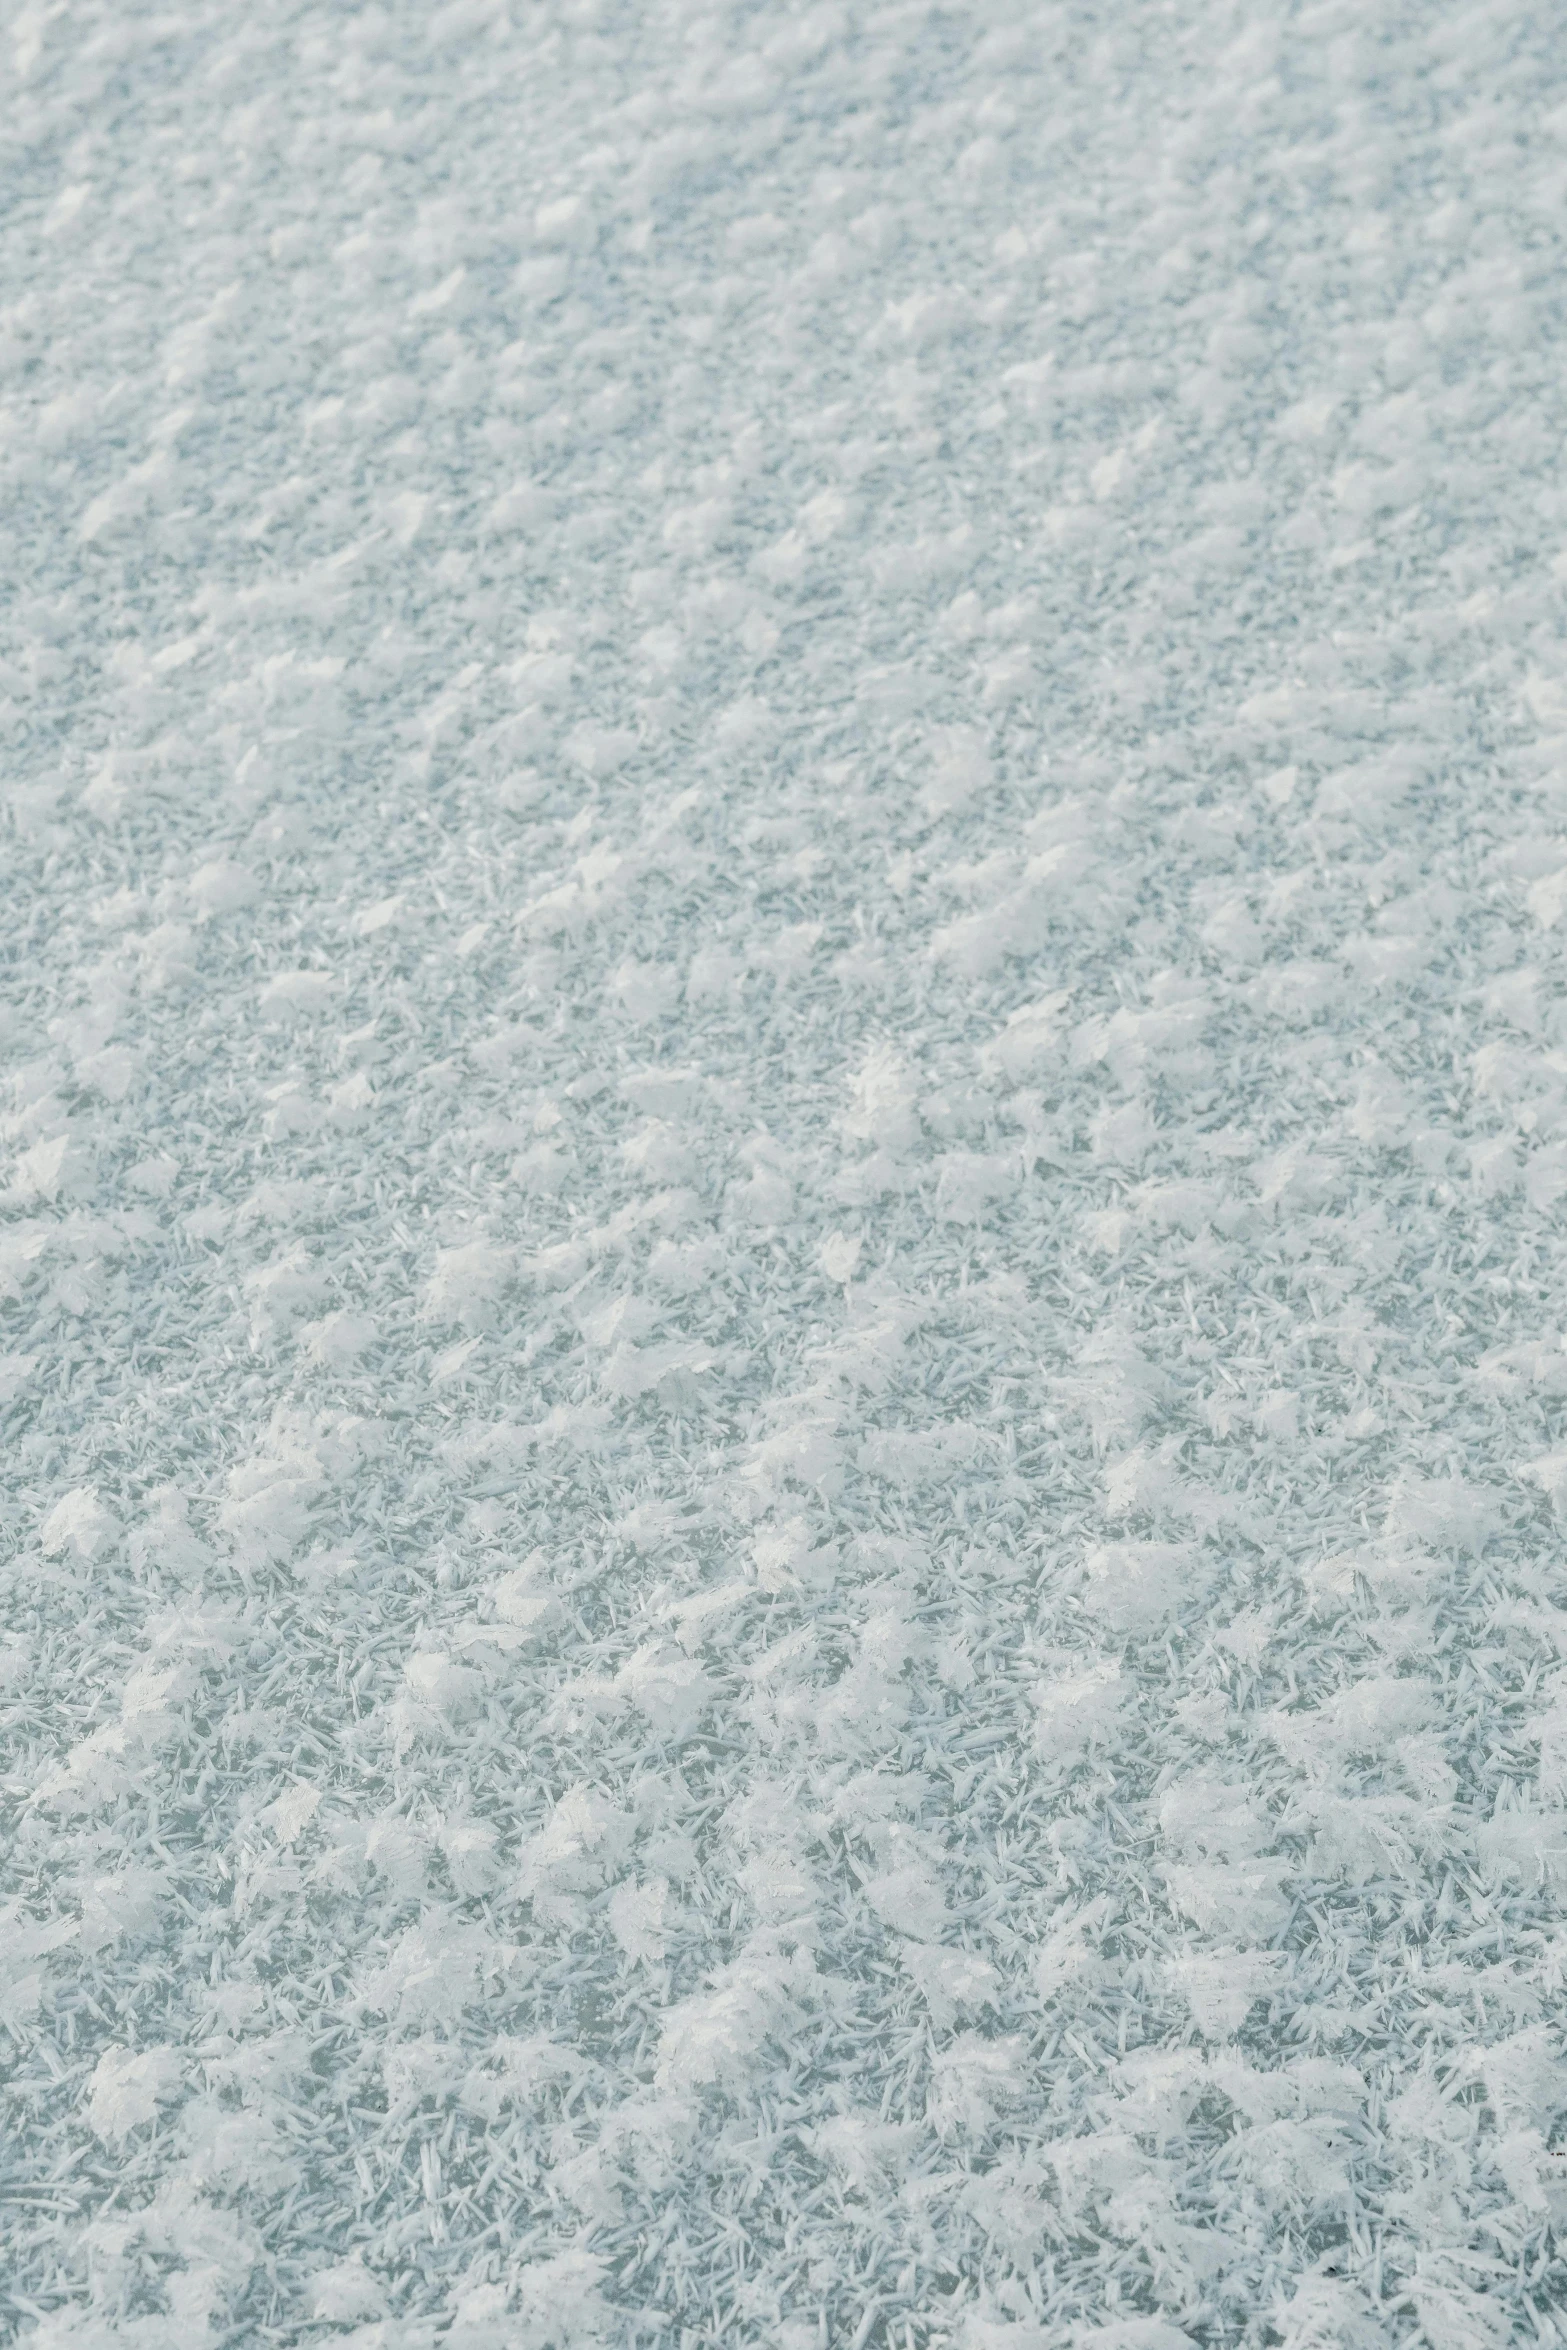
{"left": 5, "top": 1, "right": 1567, "bottom": 2343}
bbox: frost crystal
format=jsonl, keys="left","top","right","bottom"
{"left": 5, "top": 1, "right": 1567, "bottom": 2342}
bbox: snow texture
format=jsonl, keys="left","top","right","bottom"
{"left": 5, "top": 0, "right": 1567, "bottom": 2343}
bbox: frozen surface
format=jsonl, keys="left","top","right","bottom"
{"left": 5, "top": 1, "right": 1567, "bottom": 2343}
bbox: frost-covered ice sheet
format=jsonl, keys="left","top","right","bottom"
{"left": 6, "top": 1, "right": 1567, "bottom": 2344}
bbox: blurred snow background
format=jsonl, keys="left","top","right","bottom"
{"left": 5, "top": 0, "right": 1567, "bottom": 2343}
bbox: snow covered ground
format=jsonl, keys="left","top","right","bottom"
{"left": 6, "top": 0, "right": 1567, "bottom": 2342}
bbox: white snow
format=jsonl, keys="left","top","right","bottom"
{"left": 5, "top": 0, "right": 1567, "bottom": 2344}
